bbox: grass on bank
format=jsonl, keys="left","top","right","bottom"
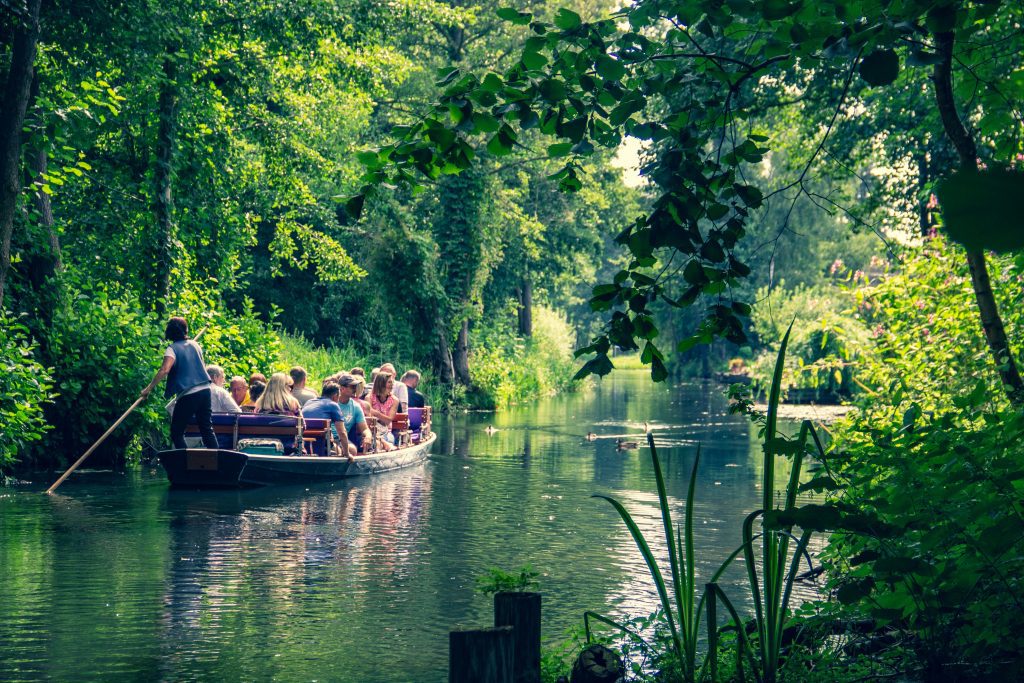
{"left": 274, "top": 305, "right": 582, "bottom": 410}
{"left": 609, "top": 353, "right": 646, "bottom": 370}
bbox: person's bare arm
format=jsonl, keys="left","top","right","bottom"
{"left": 334, "top": 420, "right": 355, "bottom": 461}
{"left": 141, "top": 356, "right": 175, "bottom": 398}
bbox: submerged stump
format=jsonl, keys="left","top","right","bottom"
{"left": 570, "top": 644, "right": 624, "bottom": 683}
{"left": 449, "top": 625, "right": 514, "bottom": 683}
{"left": 494, "top": 591, "right": 542, "bottom": 683}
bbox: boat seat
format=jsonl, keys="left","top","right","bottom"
{"left": 393, "top": 413, "right": 410, "bottom": 447}
{"left": 184, "top": 413, "right": 330, "bottom": 455}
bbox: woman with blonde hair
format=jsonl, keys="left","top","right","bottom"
{"left": 352, "top": 377, "right": 372, "bottom": 414}
{"left": 254, "top": 372, "right": 300, "bottom": 416}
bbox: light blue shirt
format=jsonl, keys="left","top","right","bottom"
{"left": 337, "top": 398, "right": 365, "bottom": 432}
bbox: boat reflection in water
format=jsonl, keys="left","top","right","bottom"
{"left": 158, "top": 466, "right": 434, "bottom": 681}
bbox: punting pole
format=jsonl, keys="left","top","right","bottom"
{"left": 45, "top": 325, "right": 210, "bottom": 494}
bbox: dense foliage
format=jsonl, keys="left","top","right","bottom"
{"left": 3, "top": 0, "right": 1024, "bottom": 679}
{"left": 0, "top": 0, "right": 638, "bottom": 474}
{"left": 0, "top": 311, "right": 51, "bottom": 477}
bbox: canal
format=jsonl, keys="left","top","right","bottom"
{"left": 0, "top": 371, "right": 815, "bottom": 682}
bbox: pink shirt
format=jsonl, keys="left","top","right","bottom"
{"left": 371, "top": 394, "right": 396, "bottom": 417}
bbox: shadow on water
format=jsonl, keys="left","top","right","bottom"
{"left": 0, "top": 371, "right": 820, "bottom": 682}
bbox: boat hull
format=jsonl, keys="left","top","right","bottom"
{"left": 159, "top": 433, "right": 435, "bottom": 488}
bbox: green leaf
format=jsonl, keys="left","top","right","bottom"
{"left": 547, "top": 142, "right": 573, "bottom": 158}
{"left": 683, "top": 260, "right": 706, "bottom": 284}
{"left": 937, "top": 169, "right": 1024, "bottom": 252}
{"left": 522, "top": 50, "right": 548, "bottom": 70}
{"left": 734, "top": 183, "right": 763, "bottom": 208}
{"left": 651, "top": 355, "right": 668, "bottom": 382}
{"left": 859, "top": 49, "right": 900, "bottom": 87}
{"left": 762, "top": 0, "right": 801, "bottom": 20}
{"left": 471, "top": 112, "right": 501, "bottom": 133}
{"left": 554, "top": 8, "right": 582, "bottom": 30}
{"left": 559, "top": 116, "right": 588, "bottom": 143}
{"left": 496, "top": 7, "right": 532, "bottom": 25}
{"left": 436, "top": 68, "right": 461, "bottom": 87}
{"left": 596, "top": 55, "right": 626, "bottom": 81}
{"left": 574, "top": 353, "right": 614, "bottom": 380}
{"left": 481, "top": 73, "right": 503, "bottom": 92}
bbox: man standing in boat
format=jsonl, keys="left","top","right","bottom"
{"left": 141, "top": 317, "right": 219, "bottom": 450}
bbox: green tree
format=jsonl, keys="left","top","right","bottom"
{"left": 351, "top": 0, "right": 1024, "bottom": 404}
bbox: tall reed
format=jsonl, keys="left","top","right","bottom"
{"left": 584, "top": 325, "right": 825, "bottom": 682}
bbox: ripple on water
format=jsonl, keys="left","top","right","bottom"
{"left": 1, "top": 373, "right": 823, "bottom": 682}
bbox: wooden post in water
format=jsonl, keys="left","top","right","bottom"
{"left": 494, "top": 591, "right": 541, "bottom": 683}
{"left": 449, "top": 625, "right": 514, "bottom": 683}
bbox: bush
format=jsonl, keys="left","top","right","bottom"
{"left": 469, "top": 304, "right": 578, "bottom": 408}
{"left": 17, "top": 282, "right": 289, "bottom": 470}
{"left": 816, "top": 240, "right": 1024, "bottom": 678}
{"left": 849, "top": 237, "right": 1022, "bottom": 409}
{"left": 32, "top": 283, "right": 164, "bottom": 469}
{"left": 749, "top": 280, "right": 869, "bottom": 397}
{"left": 0, "top": 312, "right": 53, "bottom": 478}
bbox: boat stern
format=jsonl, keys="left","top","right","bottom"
{"left": 158, "top": 448, "right": 250, "bottom": 488}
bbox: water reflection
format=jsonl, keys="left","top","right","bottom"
{"left": 0, "top": 372, "right": 819, "bottom": 682}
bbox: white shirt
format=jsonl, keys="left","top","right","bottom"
{"left": 211, "top": 384, "right": 241, "bottom": 413}
{"left": 392, "top": 380, "right": 409, "bottom": 408}
{"left": 166, "top": 383, "right": 241, "bottom": 415}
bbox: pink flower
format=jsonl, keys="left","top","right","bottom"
{"left": 829, "top": 259, "right": 844, "bottom": 275}
{"left": 873, "top": 324, "right": 885, "bottom": 338}
{"left": 914, "top": 299, "right": 926, "bottom": 310}
{"left": 926, "top": 193, "right": 939, "bottom": 210}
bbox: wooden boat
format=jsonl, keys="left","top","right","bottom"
{"left": 158, "top": 409, "right": 435, "bottom": 488}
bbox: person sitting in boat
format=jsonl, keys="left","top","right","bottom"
{"left": 240, "top": 372, "right": 267, "bottom": 409}
{"left": 351, "top": 376, "right": 372, "bottom": 415}
{"left": 369, "top": 371, "right": 399, "bottom": 448}
{"left": 289, "top": 366, "right": 317, "bottom": 407}
{"left": 379, "top": 362, "right": 408, "bottom": 411}
{"left": 401, "top": 370, "right": 425, "bottom": 409}
{"left": 229, "top": 376, "right": 248, "bottom": 406}
{"left": 140, "top": 316, "right": 218, "bottom": 450}
{"left": 336, "top": 373, "right": 375, "bottom": 452}
{"left": 242, "top": 381, "right": 265, "bottom": 412}
{"left": 206, "top": 365, "right": 241, "bottom": 413}
{"left": 301, "top": 381, "right": 356, "bottom": 461}
{"left": 254, "top": 372, "right": 300, "bottom": 416}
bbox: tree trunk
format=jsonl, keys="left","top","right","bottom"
{"left": 436, "top": 322, "right": 456, "bottom": 384}
{"left": 916, "top": 152, "right": 930, "bottom": 238}
{"left": 454, "top": 319, "right": 472, "bottom": 386}
{"left": 933, "top": 31, "right": 1024, "bottom": 406}
{"left": 0, "top": 0, "right": 42, "bottom": 310}
{"left": 151, "top": 50, "right": 178, "bottom": 311}
{"left": 26, "top": 141, "right": 63, "bottom": 347}
{"left": 517, "top": 275, "right": 532, "bottom": 337}
{"left": 28, "top": 73, "right": 62, "bottom": 282}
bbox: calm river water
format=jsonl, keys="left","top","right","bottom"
{"left": 0, "top": 371, "right": 814, "bottom": 682}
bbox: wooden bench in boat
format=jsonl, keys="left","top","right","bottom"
{"left": 184, "top": 413, "right": 330, "bottom": 456}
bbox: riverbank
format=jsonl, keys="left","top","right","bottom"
{"left": 754, "top": 402, "right": 855, "bottom": 424}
